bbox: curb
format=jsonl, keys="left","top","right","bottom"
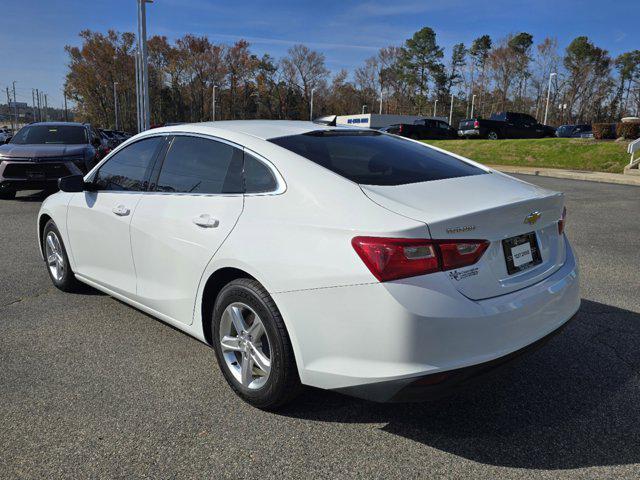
{"left": 488, "top": 165, "right": 640, "bottom": 187}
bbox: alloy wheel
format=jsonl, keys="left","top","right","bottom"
{"left": 219, "top": 302, "right": 272, "bottom": 389}
{"left": 45, "top": 231, "right": 65, "bottom": 282}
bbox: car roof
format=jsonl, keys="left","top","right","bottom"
{"left": 27, "top": 121, "right": 87, "bottom": 127}
{"left": 150, "top": 120, "right": 366, "bottom": 141}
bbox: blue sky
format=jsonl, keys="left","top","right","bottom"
{"left": 1, "top": 0, "right": 638, "bottom": 107}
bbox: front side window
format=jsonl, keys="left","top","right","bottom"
{"left": 155, "top": 136, "right": 243, "bottom": 194}
{"left": 10, "top": 125, "right": 87, "bottom": 145}
{"left": 93, "top": 137, "right": 163, "bottom": 191}
{"left": 269, "top": 130, "right": 485, "bottom": 186}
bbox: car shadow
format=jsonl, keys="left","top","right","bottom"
{"left": 279, "top": 299, "right": 640, "bottom": 470}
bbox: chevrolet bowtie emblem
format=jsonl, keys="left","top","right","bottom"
{"left": 524, "top": 211, "right": 541, "bottom": 225}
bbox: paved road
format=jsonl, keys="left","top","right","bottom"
{"left": 1, "top": 176, "right": 639, "bottom": 479}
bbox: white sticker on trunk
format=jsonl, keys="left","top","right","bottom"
{"left": 511, "top": 242, "right": 533, "bottom": 267}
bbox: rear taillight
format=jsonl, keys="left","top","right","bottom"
{"left": 352, "top": 237, "right": 489, "bottom": 282}
{"left": 473, "top": 120, "right": 479, "bottom": 128}
{"left": 438, "top": 240, "right": 490, "bottom": 270}
{"left": 399, "top": 124, "right": 403, "bottom": 133}
{"left": 558, "top": 206, "right": 567, "bottom": 235}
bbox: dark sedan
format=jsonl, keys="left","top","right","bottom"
{"left": 556, "top": 124, "right": 592, "bottom": 138}
{"left": 382, "top": 119, "right": 457, "bottom": 140}
{"left": 0, "top": 122, "right": 103, "bottom": 199}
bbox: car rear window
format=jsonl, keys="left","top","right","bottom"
{"left": 269, "top": 130, "right": 485, "bottom": 186}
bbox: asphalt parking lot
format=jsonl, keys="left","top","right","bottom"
{"left": 1, "top": 175, "right": 639, "bottom": 479}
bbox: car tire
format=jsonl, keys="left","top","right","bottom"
{"left": 487, "top": 130, "right": 499, "bottom": 140}
{"left": 42, "top": 220, "right": 83, "bottom": 292}
{"left": 211, "top": 278, "right": 302, "bottom": 409}
{"left": 0, "top": 190, "right": 16, "bottom": 200}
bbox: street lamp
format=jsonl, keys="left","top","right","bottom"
{"left": 212, "top": 85, "right": 216, "bottom": 121}
{"left": 12, "top": 81, "right": 18, "bottom": 128}
{"left": 433, "top": 99, "right": 438, "bottom": 117}
{"left": 470, "top": 94, "right": 477, "bottom": 119}
{"left": 362, "top": 105, "right": 367, "bottom": 114}
{"left": 113, "top": 82, "right": 119, "bottom": 130}
{"left": 543, "top": 72, "right": 557, "bottom": 125}
{"left": 136, "top": 0, "right": 153, "bottom": 131}
{"left": 310, "top": 88, "right": 315, "bottom": 121}
{"left": 449, "top": 93, "right": 454, "bottom": 126}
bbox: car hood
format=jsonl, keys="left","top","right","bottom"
{"left": 0, "top": 143, "right": 88, "bottom": 158}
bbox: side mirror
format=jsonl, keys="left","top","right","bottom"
{"left": 58, "top": 174, "right": 86, "bottom": 193}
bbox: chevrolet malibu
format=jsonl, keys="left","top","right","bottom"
{"left": 37, "top": 120, "right": 580, "bottom": 409}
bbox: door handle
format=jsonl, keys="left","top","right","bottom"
{"left": 112, "top": 204, "right": 130, "bottom": 216}
{"left": 193, "top": 213, "right": 219, "bottom": 228}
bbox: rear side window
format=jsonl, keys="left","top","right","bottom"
{"left": 244, "top": 153, "right": 278, "bottom": 193}
{"left": 269, "top": 131, "right": 485, "bottom": 186}
{"left": 155, "top": 136, "right": 243, "bottom": 194}
{"left": 93, "top": 137, "right": 162, "bottom": 191}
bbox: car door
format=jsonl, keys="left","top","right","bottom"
{"left": 506, "top": 113, "right": 522, "bottom": 138}
{"left": 66, "top": 136, "right": 166, "bottom": 296}
{"left": 436, "top": 121, "right": 451, "bottom": 139}
{"left": 129, "top": 134, "right": 245, "bottom": 324}
{"left": 521, "top": 115, "right": 540, "bottom": 138}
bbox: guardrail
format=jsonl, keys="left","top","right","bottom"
{"left": 629, "top": 138, "right": 640, "bottom": 165}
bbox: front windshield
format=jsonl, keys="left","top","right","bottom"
{"left": 10, "top": 125, "right": 87, "bottom": 145}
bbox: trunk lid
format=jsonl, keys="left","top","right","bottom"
{"left": 361, "top": 172, "right": 566, "bottom": 300}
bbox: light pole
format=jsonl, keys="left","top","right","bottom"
{"left": 433, "top": 99, "right": 438, "bottom": 117}
{"left": 379, "top": 88, "right": 383, "bottom": 115}
{"left": 32, "top": 89, "right": 37, "bottom": 123}
{"left": 136, "top": 0, "right": 153, "bottom": 131}
{"left": 12, "top": 81, "right": 18, "bottom": 128}
{"left": 470, "top": 94, "right": 477, "bottom": 118}
{"left": 113, "top": 81, "right": 119, "bottom": 130}
{"left": 5, "top": 88, "right": 13, "bottom": 132}
{"left": 212, "top": 85, "right": 216, "bottom": 121}
{"left": 362, "top": 105, "right": 367, "bottom": 114}
{"left": 135, "top": 49, "right": 141, "bottom": 132}
{"left": 449, "top": 93, "right": 454, "bottom": 126}
{"left": 543, "top": 72, "right": 557, "bottom": 125}
{"left": 310, "top": 88, "right": 315, "bottom": 121}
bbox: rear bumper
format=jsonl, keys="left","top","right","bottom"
{"left": 342, "top": 312, "right": 576, "bottom": 402}
{"left": 0, "top": 159, "right": 83, "bottom": 192}
{"left": 274, "top": 237, "right": 580, "bottom": 401}
{"left": 458, "top": 129, "right": 480, "bottom": 137}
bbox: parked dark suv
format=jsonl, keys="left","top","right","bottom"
{"left": 0, "top": 122, "right": 104, "bottom": 199}
{"left": 458, "top": 112, "right": 556, "bottom": 139}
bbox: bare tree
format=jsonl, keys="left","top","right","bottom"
{"left": 281, "top": 44, "right": 328, "bottom": 119}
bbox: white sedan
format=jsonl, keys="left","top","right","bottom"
{"left": 37, "top": 120, "right": 580, "bottom": 408}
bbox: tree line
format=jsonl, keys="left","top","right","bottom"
{"left": 64, "top": 28, "right": 640, "bottom": 133}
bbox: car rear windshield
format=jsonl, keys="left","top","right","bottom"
{"left": 10, "top": 125, "right": 87, "bottom": 145}
{"left": 269, "top": 130, "right": 485, "bottom": 186}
